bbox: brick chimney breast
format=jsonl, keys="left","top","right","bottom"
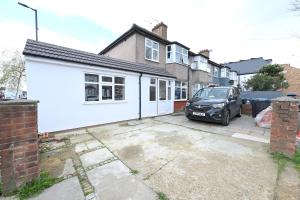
{"left": 152, "top": 22, "right": 168, "bottom": 39}
{"left": 199, "top": 49, "right": 210, "bottom": 58}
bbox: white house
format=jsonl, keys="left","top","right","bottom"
{"left": 23, "top": 40, "right": 175, "bottom": 132}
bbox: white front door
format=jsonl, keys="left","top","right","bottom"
{"left": 158, "top": 79, "right": 171, "bottom": 115}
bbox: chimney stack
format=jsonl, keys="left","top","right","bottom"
{"left": 152, "top": 22, "right": 168, "bottom": 39}
{"left": 199, "top": 49, "right": 211, "bottom": 58}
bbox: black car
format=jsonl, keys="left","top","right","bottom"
{"left": 185, "top": 86, "right": 242, "bottom": 126}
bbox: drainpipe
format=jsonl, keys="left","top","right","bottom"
{"left": 139, "top": 73, "right": 142, "bottom": 120}
{"left": 187, "top": 66, "right": 190, "bottom": 99}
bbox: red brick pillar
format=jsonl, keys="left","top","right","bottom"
{"left": 270, "top": 97, "right": 299, "bottom": 157}
{"left": 0, "top": 100, "right": 39, "bottom": 194}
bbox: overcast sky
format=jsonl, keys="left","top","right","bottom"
{"left": 0, "top": 0, "right": 300, "bottom": 67}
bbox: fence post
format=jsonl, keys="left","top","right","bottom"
{"left": 270, "top": 97, "right": 299, "bottom": 157}
{"left": 0, "top": 100, "right": 39, "bottom": 194}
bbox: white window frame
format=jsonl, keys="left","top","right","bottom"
{"left": 159, "top": 79, "right": 167, "bottom": 101}
{"left": 167, "top": 80, "right": 171, "bottom": 100}
{"left": 175, "top": 81, "right": 188, "bottom": 100}
{"left": 166, "top": 44, "right": 189, "bottom": 65}
{"left": 84, "top": 73, "right": 126, "bottom": 103}
{"left": 214, "top": 67, "right": 219, "bottom": 77}
{"left": 221, "top": 68, "right": 229, "bottom": 78}
{"left": 149, "top": 78, "right": 157, "bottom": 101}
{"left": 145, "top": 38, "right": 159, "bottom": 62}
{"left": 114, "top": 76, "right": 125, "bottom": 101}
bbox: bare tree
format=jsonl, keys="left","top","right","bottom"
{"left": 0, "top": 51, "right": 26, "bottom": 99}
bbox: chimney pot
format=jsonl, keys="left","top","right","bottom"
{"left": 152, "top": 22, "right": 168, "bottom": 39}
{"left": 199, "top": 49, "right": 211, "bottom": 58}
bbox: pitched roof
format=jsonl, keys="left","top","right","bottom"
{"left": 23, "top": 39, "right": 175, "bottom": 78}
{"left": 99, "top": 24, "right": 190, "bottom": 55}
{"left": 222, "top": 57, "right": 272, "bottom": 75}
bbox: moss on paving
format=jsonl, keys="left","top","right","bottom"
{"left": 157, "top": 191, "right": 169, "bottom": 200}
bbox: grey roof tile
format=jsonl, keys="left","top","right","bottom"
{"left": 222, "top": 57, "right": 272, "bottom": 75}
{"left": 23, "top": 39, "right": 175, "bottom": 78}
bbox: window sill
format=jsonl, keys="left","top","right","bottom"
{"left": 174, "top": 99, "right": 187, "bottom": 102}
{"left": 83, "top": 100, "right": 128, "bottom": 105}
{"left": 145, "top": 58, "right": 159, "bottom": 63}
{"left": 166, "top": 62, "right": 189, "bottom": 67}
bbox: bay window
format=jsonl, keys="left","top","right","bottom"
{"left": 84, "top": 73, "right": 125, "bottom": 102}
{"left": 175, "top": 81, "right": 187, "bottom": 100}
{"left": 221, "top": 68, "right": 230, "bottom": 78}
{"left": 214, "top": 67, "right": 219, "bottom": 77}
{"left": 166, "top": 44, "right": 188, "bottom": 65}
{"left": 145, "top": 38, "right": 159, "bottom": 62}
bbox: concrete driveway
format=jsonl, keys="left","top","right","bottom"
{"left": 30, "top": 114, "right": 299, "bottom": 200}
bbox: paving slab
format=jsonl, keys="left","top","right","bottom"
{"left": 70, "top": 134, "right": 93, "bottom": 144}
{"left": 80, "top": 148, "right": 114, "bottom": 168}
{"left": 87, "top": 160, "right": 157, "bottom": 200}
{"left": 86, "top": 140, "right": 102, "bottom": 149}
{"left": 59, "top": 158, "right": 75, "bottom": 178}
{"left": 75, "top": 143, "right": 88, "bottom": 153}
{"left": 276, "top": 164, "right": 300, "bottom": 200}
{"left": 29, "top": 177, "right": 84, "bottom": 200}
{"left": 90, "top": 116, "right": 280, "bottom": 200}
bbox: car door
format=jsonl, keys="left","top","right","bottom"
{"left": 228, "top": 88, "right": 238, "bottom": 117}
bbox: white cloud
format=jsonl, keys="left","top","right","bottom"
{"left": 7, "top": 0, "right": 300, "bottom": 68}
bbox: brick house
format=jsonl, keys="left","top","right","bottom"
{"left": 282, "top": 64, "right": 300, "bottom": 96}
{"left": 100, "top": 22, "right": 228, "bottom": 111}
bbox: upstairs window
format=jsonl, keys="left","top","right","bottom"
{"left": 166, "top": 44, "right": 188, "bottom": 65}
{"left": 145, "top": 38, "right": 159, "bottom": 62}
{"left": 175, "top": 45, "right": 188, "bottom": 65}
{"left": 221, "top": 68, "right": 230, "bottom": 78}
{"left": 214, "top": 67, "right": 219, "bottom": 77}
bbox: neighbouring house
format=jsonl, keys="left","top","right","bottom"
{"left": 99, "top": 22, "right": 214, "bottom": 111}
{"left": 23, "top": 39, "right": 176, "bottom": 132}
{"left": 222, "top": 57, "right": 272, "bottom": 91}
{"left": 282, "top": 64, "right": 300, "bottom": 96}
{"left": 190, "top": 50, "right": 213, "bottom": 95}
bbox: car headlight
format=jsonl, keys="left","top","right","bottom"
{"left": 212, "top": 103, "right": 225, "bottom": 109}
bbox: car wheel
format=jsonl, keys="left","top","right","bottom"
{"left": 237, "top": 107, "right": 242, "bottom": 117}
{"left": 222, "top": 110, "right": 230, "bottom": 126}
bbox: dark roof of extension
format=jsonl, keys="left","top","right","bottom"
{"left": 222, "top": 57, "right": 272, "bottom": 75}
{"left": 23, "top": 39, "right": 176, "bottom": 78}
{"left": 99, "top": 24, "right": 190, "bottom": 54}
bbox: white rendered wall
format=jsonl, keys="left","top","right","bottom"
{"left": 26, "top": 57, "right": 174, "bottom": 132}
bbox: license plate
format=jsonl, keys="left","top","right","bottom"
{"left": 193, "top": 112, "right": 205, "bottom": 116}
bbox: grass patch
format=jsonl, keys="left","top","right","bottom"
{"left": 272, "top": 150, "right": 300, "bottom": 176}
{"left": 292, "top": 150, "right": 300, "bottom": 172}
{"left": 157, "top": 192, "right": 169, "bottom": 200}
{"left": 17, "top": 171, "right": 57, "bottom": 200}
{"left": 130, "top": 169, "right": 139, "bottom": 175}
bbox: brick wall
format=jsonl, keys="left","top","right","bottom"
{"left": 0, "top": 100, "right": 39, "bottom": 194}
{"left": 174, "top": 101, "right": 187, "bottom": 112}
{"left": 282, "top": 64, "right": 300, "bottom": 96}
{"left": 270, "top": 97, "right": 299, "bottom": 157}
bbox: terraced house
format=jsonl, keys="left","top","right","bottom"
{"left": 100, "top": 22, "right": 225, "bottom": 111}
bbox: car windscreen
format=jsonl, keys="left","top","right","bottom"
{"left": 194, "top": 88, "right": 229, "bottom": 99}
